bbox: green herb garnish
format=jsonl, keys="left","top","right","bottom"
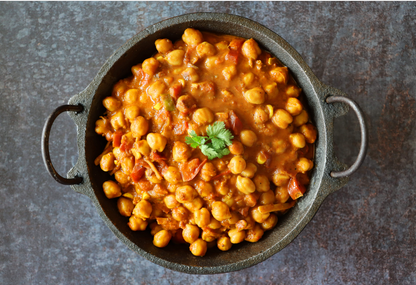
{"left": 185, "top": 121, "right": 234, "bottom": 160}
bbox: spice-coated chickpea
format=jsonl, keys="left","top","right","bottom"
{"left": 228, "top": 228, "right": 246, "bottom": 244}
{"left": 183, "top": 197, "right": 204, "bottom": 213}
{"left": 172, "top": 206, "right": 189, "bottom": 222}
{"left": 245, "top": 224, "right": 264, "bottom": 242}
{"left": 240, "top": 130, "right": 257, "bottom": 147}
{"left": 131, "top": 116, "right": 149, "bottom": 138}
{"left": 100, "top": 152, "right": 115, "bottom": 172}
{"left": 195, "top": 208, "right": 211, "bottom": 228}
{"left": 243, "top": 72, "right": 255, "bottom": 86}
{"left": 128, "top": 215, "right": 148, "bottom": 231}
{"left": 125, "top": 106, "right": 140, "bottom": 121}
{"left": 172, "top": 141, "right": 192, "bottom": 163}
{"left": 95, "top": 119, "right": 109, "bottom": 135}
{"left": 147, "top": 80, "right": 166, "bottom": 99}
{"left": 183, "top": 224, "right": 200, "bottom": 244}
{"left": 222, "top": 65, "right": 237, "bottom": 81}
{"left": 207, "top": 218, "right": 222, "bottom": 230}
{"left": 102, "top": 96, "right": 120, "bottom": 112}
{"left": 121, "top": 156, "right": 134, "bottom": 175}
{"left": 117, "top": 197, "right": 134, "bottom": 217}
{"left": 253, "top": 174, "right": 270, "bottom": 193}
{"left": 286, "top": 85, "right": 301, "bottom": 97}
{"left": 254, "top": 107, "right": 269, "bottom": 124}
{"left": 133, "top": 200, "right": 152, "bottom": 219}
{"left": 289, "top": 133, "right": 306, "bottom": 149}
{"left": 241, "top": 38, "right": 261, "bottom": 60}
{"left": 155, "top": 38, "right": 173, "bottom": 53}
{"left": 135, "top": 140, "right": 151, "bottom": 156}
{"left": 217, "top": 236, "right": 232, "bottom": 251}
{"left": 275, "top": 186, "right": 290, "bottom": 203}
{"left": 175, "top": 185, "right": 197, "bottom": 203}
{"left": 229, "top": 141, "right": 244, "bottom": 155}
{"left": 259, "top": 190, "right": 276, "bottom": 205}
{"left": 251, "top": 206, "right": 270, "bottom": 223}
{"left": 189, "top": 239, "right": 207, "bottom": 257}
{"left": 163, "top": 166, "right": 182, "bottom": 184}
{"left": 293, "top": 110, "right": 309, "bottom": 127}
{"left": 193, "top": 107, "right": 214, "bottom": 125}
{"left": 270, "top": 67, "right": 288, "bottom": 84}
{"left": 166, "top": 49, "right": 185, "bottom": 66}
{"left": 272, "top": 109, "right": 293, "bottom": 129}
{"left": 264, "top": 83, "right": 278, "bottom": 100}
{"left": 285, "top": 97, "right": 303, "bottom": 116}
{"left": 115, "top": 170, "right": 130, "bottom": 184}
{"left": 150, "top": 222, "right": 163, "bottom": 236}
{"left": 197, "top": 41, "right": 216, "bottom": 57}
{"left": 142, "top": 58, "right": 159, "bottom": 76}
{"left": 147, "top": 133, "right": 167, "bottom": 152}
{"left": 102, "top": 181, "right": 121, "bottom": 199}
{"left": 200, "top": 162, "right": 217, "bottom": 182}
{"left": 241, "top": 162, "right": 257, "bottom": 178}
{"left": 153, "top": 230, "right": 172, "bottom": 248}
{"left": 300, "top": 124, "right": 317, "bottom": 144}
{"left": 272, "top": 138, "right": 287, "bottom": 154}
{"left": 296, "top": 157, "right": 314, "bottom": 173}
{"left": 236, "top": 175, "right": 256, "bottom": 195}
{"left": 195, "top": 180, "right": 214, "bottom": 198}
{"left": 244, "top": 87, "right": 265, "bottom": 105}
{"left": 124, "top": 89, "right": 140, "bottom": 104}
{"left": 182, "top": 28, "right": 204, "bottom": 46}
{"left": 272, "top": 172, "right": 290, "bottom": 187}
{"left": 261, "top": 213, "right": 278, "bottom": 231}
{"left": 110, "top": 111, "right": 126, "bottom": 130}
{"left": 228, "top": 156, "right": 247, "bottom": 174}
{"left": 212, "top": 201, "right": 232, "bottom": 221}
{"left": 164, "top": 194, "right": 179, "bottom": 209}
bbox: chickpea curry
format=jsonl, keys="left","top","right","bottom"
{"left": 95, "top": 28, "right": 317, "bottom": 257}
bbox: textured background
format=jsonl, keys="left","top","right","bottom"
{"left": 1, "top": 2, "right": 415, "bottom": 284}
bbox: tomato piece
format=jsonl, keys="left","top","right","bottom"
{"left": 120, "top": 135, "right": 133, "bottom": 152}
{"left": 173, "top": 120, "right": 188, "bottom": 135}
{"left": 131, "top": 165, "right": 145, "bottom": 183}
{"left": 180, "top": 158, "right": 207, "bottom": 182}
{"left": 212, "top": 169, "right": 232, "bottom": 181}
{"left": 169, "top": 83, "right": 182, "bottom": 100}
{"left": 288, "top": 177, "right": 306, "bottom": 200}
{"left": 112, "top": 131, "right": 123, "bottom": 147}
{"left": 229, "top": 38, "right": 245, "bottom": 51}
{"left": 150, "top": 150, "right": 168, "bottom": 169}
{"left": 200, "top": 82, "right": 215, "bottom": 93}
{"left": 225, "top": 49, "right": 239, "bottom": 65}
{"left": 229, "top": 110, "right": 243, "bottom": 135}
{"left": 138, "top": 68, "right": 150, "bottom": 87}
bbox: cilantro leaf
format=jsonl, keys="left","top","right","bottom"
{"left": 200, "top": 144, "right": 219, "bottom": 160}
{"left": 211, "top": 137, "right": 225, "bottom": 150}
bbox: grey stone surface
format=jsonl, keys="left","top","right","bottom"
{"left": 0, "top": 2, "right": 415, "bottom": 284}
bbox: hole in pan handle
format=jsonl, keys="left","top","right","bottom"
{"left": 41, "top": 104, "right": 84, "bottom": 185}
{"left": 326, "top": 96, "right": 368, "bottom": 178}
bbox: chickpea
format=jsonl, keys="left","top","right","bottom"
{"left": 222, "top": 65, "right": 237, "bottom": 81}
{"left": 270, "top": 67, "right": 288, "bottom": 84}
{"left": 240, "top": 130, "right": 257, "bottom": 147}
{"left": 124, "top": 89, "right": 140, "bottom": 104}
{"left": 227, "top": 211, "right": 240, "bottom": 225}
{"left": 241, "top": 38, "right": 261, "bottom": 60}
{"left": 115, "top": 170, "right": 130, "bottom": 184}
{"left": 229, "top": 141, "right": 244, "bottom": 155}
{"left": 253, "top": 174, "right": 270, "bottom": 193}
{"left": 272, "top": 172, "right": 290, "bottom": 187}
{"left": 297, "top": 157, "right": 314, "bottom": 173}
{"left": 164, "top": 194, "right": 179, "bottom": 209}
{"left": 251, "top": 206, "right": 270, "bottom": 223}
{"left": 110, "top": 111, "right": 126, "bottom": 130}
{"left": 217, "top": 236, "right": 232, "bottom": 251}
{"left": 131, "top": 116, "right": 149, "bottom": 138}
{"left": 147, "top": 133, "right": 167, "bottom": 152}
{"left": 212, "top": 201, "right": 232, "bottom": 221}
{"left": 241, "top": 162, "right": 257, "bottom": 178}
{"left": 183, "top": 197, "right": 204, "bottom": 213}
{"left": 166, "top": 49, "right": 185, "bottom": 66}
{"left": 100, "top": 152, "right": 115, "bottom": 172}
{"left": 228, "top": 228, "right": 246, "bottom": 244}
{"left": 117, "top": 197, "right": 134, "bottom": 217}
{"left": 175, "top": 185, "right": 197, "bottom": 203}
{"left": 208, "top": 218, "right": 222, "bottom": 230}
{"left": 102, "top": 96, "right": 120, "bottom": 112}
{"left": 125, "top": 105, "right": 140, "bottom": 121}
{"left": 128, "top": 215, "right": 148, "bottom": 231}
{"left": 153, "top": 230, "right": 172, "bottom": 248}
{"left": 272, "top": 138, "right": 288, "bottom": 154}
{"left": 162, "top": 166, "right": 182, "bottom": 184}
{"left": 197, "top": 41, "right": 216, "bottom": 57}
{"left": 275, "top": 186, "right": 290, "bottom": 203}
{"left": 135, "top": 139, "right": 151, "bottom": 156}
{"left": 147, "top": 81, "right": 165, "bottom": 100}
{"left": 95, "top": 119, "right": 109, "bottom": 135}
{"left": 264, "top": 83, "right": 278, "bottom": 100}
{"left": 244, "top": 87, "right": 265, "bottom": 105}
{"left": 195, "top": 180, "right": 214, "bottom": 198}
{"left": 254, "top": 107, "right": 269, "bottom": 124}
{"left": 200, "top": 162, "right": 216, "bottom": 182}
{"left": 155, "top": 38, "right": 173, "bottom": 53}
{"left": 289, "top": 133, "right": 306, "bottom": 149}
{"left": 182, "top": 28, "right": 203, "bottom": 46}
{"left": 133, "top": 200, "right": 152, "bottom": 219}
{"left": 245, "top": 224, "right": 264, "bottom": 242}
{"left": 300, "top": 124, "right": 317, "bottom": 144}
{"left": 193, "top": 107, "right": 214, "bottom": 125}
{"left": 272, "top": 109, "right": 293, "bottom": 129}
{"left": 102, "top": 181, "right": 121, "bottom": 199}
{"left": 293, "top": 110, "right": 309, "bottom": 127}
{"left": 150, "top": 222, "right": 163, "bottom": 236}
{"left": 195, "top": 208, "right": 211, "bottom": 228}
{"left": 189, "top": 239, "right": 207, "bottom": 257}
{"left": 261, "top": 213, "right": 278, "bottom": 231}
{"left": 182, "top": 67, "right": 199, "bottom": 82}
{"left": 259, "top": 190, "right": 276, "bottom": 205}
{"left": 205, "top": 56, "right": 217, "bottom": 69}
{"left": 121, "top": 156, "right": 134, "bottom": 175}
{"left": 236, "top": 175, "right": 256, "bottom": 195}
{"left": 112, "top": 147, "right": 122, "bottom": 161}
{"left": 201, "top": 229, "right": 216, "bottom": 242}
{"left": 172, "top": 206, "right": 189, "bottom": 222}
{"left": 183, "top": 224, "right": 200, "bottom": 244}
{"left": 216, "top": 181, "right": 229, "bottom": 196}
{"left": 243, "top": 72, "right": 255, "bottom": 86}
{"left": 286, "top": 85, "right": 301, "bottom": 97}
{"left": 228, "top": 156, "right": 247, "bottom": 174}
{"left": 142, "top": 58, "right": 159, "bottom": 76}
{"left": 176, "top": 95, "right": 196, "bottom": 114}
{"left": 285, "top": 97, "right": 303, "bottom": 116}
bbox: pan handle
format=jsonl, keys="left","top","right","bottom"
{"left": 326, "top": 96, "right": 368, "bottom": 178}
{"left": 42, "top": 104, "right": 84, "bottom": 185}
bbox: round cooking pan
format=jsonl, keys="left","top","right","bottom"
{"left": 41, "top": 13, "right": 367, "bottom": 274}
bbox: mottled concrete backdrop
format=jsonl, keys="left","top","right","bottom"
{"left": 0, "top": 2, "right": 415, "bottom": 284}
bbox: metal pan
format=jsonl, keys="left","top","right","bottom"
{"left": 41, "top": 13, "right": 367, "bottom": 274}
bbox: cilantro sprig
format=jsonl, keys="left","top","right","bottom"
{"left": 185, "top": 121, "right": 234, "bottom": 160}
